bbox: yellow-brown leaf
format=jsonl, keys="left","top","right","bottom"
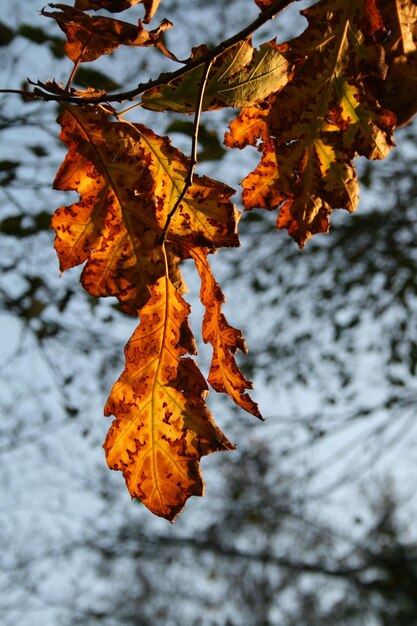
{"left": 224, "top": 105, "right": 269, "bottom": 150}
{"left": 52, "top": 106, "right": 238, "bottom": 312}
{"left": 192, "top": 248, "right": 261, "bottom": 419}
{"left": 42, "top": 4, "right": 172, "bottom": 63}
{"left": 51, "top": 105, "right": 172, "bottom": 313}
{"left": 74, "top": 0, "right": 160, "bottom": 23}
{"left": 129, "top": 123, "right": 240, "bottom": 250}
{"left": 226, "top": 0, "right": 397, "bottom": 247}
{"left": 104, "top": 276, "right": 235, "bottom": 520}
{"left": 369, "top": 0, "right": 417, "bottom": 125}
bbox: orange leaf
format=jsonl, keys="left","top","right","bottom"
{"left": 131, "top": 124, "right": 240, "bottom": 250}
{"left": 224, "top": 104, "right": 269, "bottom": 150}
{"left": 192, "top": 248, "right": 261, "bottom": 419}
{"left": 51, "top": 105, "right": 180, "bottom": 313}
{"left": 52, "top": 105, "right": 238, "bottom": 312}
{"left": 254, "top": 0, "right": 275, "bottom": 9}
{"left": 74, "top": 0, "right": 160, "bottom": 23}
{"left": 42, "top": 4, "right": 172, "bottom": 63}
{"left": 226, "top": 107, "right": 285, "bottom": 211}
{"left": 104, "top": 275, "right": 235, "bottom": 520}
{"left": 226, "top": 0, "right": 397, "bottom": 247}
{"left": 369, "top": 0, "right": 417, "bottom": 126}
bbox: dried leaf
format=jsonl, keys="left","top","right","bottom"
{"left": 104, "top": 275, "right": 235, "bottom": 521}
{"left": 369, "top": 0, "right": 417, "bottom": 125}
{"left": 225, "top": 104, "right": 269, "bottom": 150}
{"left": 225, "top": 106, "right": 284, "bottom": 211}
{"left": 141, "top": 39, "right": 291, "bottom": 112}
{"left": 192, "top": 248, "right": 261, "bottom": 419}
{"left": 51, "top": 105, "right": 243, "bottom": 518}
{"left": 52, "top": 106, "right": 239, "bottom": 313}
{"left": 42, "top": 4, "right": 172, "bottom": 62}
{"left": 74, "top": 0, "right": 160, "bottom": 23}
{"left": 131, "top": 124, "right": 240, "bottom": 249}
{"left": 254, "top": 0, "right": 275, "bottom": 9}
{"left": 226, "top": 0, "right": 397, "bottom": 247}
{"left": 385, "top": 0, "right": 417, "bottom": 56}
{"left": 52, "top": 105, "right": 178, "bottom": 313}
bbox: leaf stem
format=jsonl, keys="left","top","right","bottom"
{"left": 65, "top": 57, "right": 83, "bottom": 92}
{"left": 158, "top": 58, "right": 214, "bottom": 246}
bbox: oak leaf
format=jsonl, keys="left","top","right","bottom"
{"left": 225, "top": 106, "right": 284, "bottom": 211}
{"left": 369, "top": 0, "right": 417, "bottom": 126}
{"left": 226, "top": 0, "right": 397, "bottom": 247}
{"left": 52, "top": 105, "right": 172, "bottom": 313}
{"left": 254, "top": 0, "right": 275, "bottom": 9}
{"left": 42, "top": 4, "right": 172, "bottom": 63}
{"left": 192, "top": 248, "right": 261, "bottom": 419}
{"left": 52, "top": 105, "right": 239, "bottom": 313}
{"left": 104, "top": 275, "right": 235, "bottom": 521}
{"left": 132, "top": 123, "right": 239, "bottom": 250}
{"left": 51, "top": 105, "right": 243, "bottom": 518}
{"left": 141, "top": 39, "right": 291, "bottom": 112}
{"left": 74, "top": 0, "right": 160, "bottom": 23}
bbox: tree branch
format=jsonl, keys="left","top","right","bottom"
{"left": 0, "top": 0, "right": 296, "bottom": 105}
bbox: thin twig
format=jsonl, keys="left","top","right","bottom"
{"left": 158, "top": 58, "right": 214, "bottom": 245}
{"left": 0, "top": 0, "right": 295, "bottom": 105}
{"left": 65, "top": 56, "right": 84, "bottom": 92}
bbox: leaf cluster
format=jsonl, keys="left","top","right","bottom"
{"left": 8, "top": 0, "right": 417, "bottom": 519}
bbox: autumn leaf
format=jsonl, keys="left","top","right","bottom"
{"left": 52, "top": 105, "right": 181, "bottom": 313}
{"left": 52, "top": 105, "right": 239, "bottom": 313}
{"left": 368, "top": 0, "right": 417, "bottom": 126}
{"left": 74, "top": 0, "right": 160, "bottom": 23}
{"left": 383, "top": 0, "right": 417, "bottom": 56}
{"left": 42, "top": 4, "right": 172, "bottom": 63}
{"left": 52, "top": 104, "right": 242, "bottom": 518}
{"left": 192, "top": 248, "right": 261, "bottom": 419}
{"left": 226, "top": 0, "right": 397, "bottom": 247}
{"left": 225, "top": 105, "right": 284, "bottom": 211}
{"left": 141, "top": 39, "right": 291, "bottom": 112}
{"left": 104, "top": 274, "right": 235, "bottom": 521}
{"left": 131, "top": 123, "right": 239, "bottom": 249}
{"left": 20, "top": 0, "right": 417, "bottom": 523}
{"left": 254, "top": 0, "right": 275, "bottom": 9}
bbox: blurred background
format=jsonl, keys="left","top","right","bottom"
{"left": 1, "top": 1, "right": 417, "bottom": 624}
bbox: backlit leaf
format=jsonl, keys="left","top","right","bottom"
{"left": 104, "top": 275, "right": 235, "bottom": 520}
{"left": 225, "top": 106, "right": 284, "bottom": 211}
{"left": 369, "top": 0, "right": 417, "bottom": 125}
{"left": 51, "top": 103, "right": 245, "bottom": 518}
{"left": 74, "top": 0, "right": 160, "bottom": 23}
{"left": 141, "top": 39, "right": 291, "bottom": 112}
{"left": 52, "top": 106, "right": 239, "bottom": 313}
{"left": 131, "top": 124, "right": 239, "bottom": 249}
{"left": 52, "top": 105, "right": 177, "bottom": 313}
{"left": 192, "top": 248, "right": 261, "bottom": 419}
{"left": 41, "top": 0, "right": 417, "bottom": 521}
{"left": 42, "top": 4, "right": 172, "bottom": 63}
{"left": 226, "top": 0, "right": 397, "bottom": 247}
